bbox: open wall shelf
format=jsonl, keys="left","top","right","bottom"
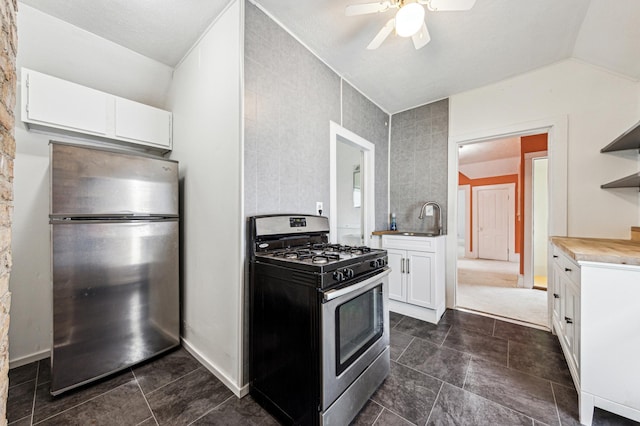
{"left": 601, "top": 120, "right": 640, "bottom": 189}
{"left": 601, "top": 172, "right": 640, "bottom": 189}
{"left": 601, "top": 120, "right": 640, "bottom": 153}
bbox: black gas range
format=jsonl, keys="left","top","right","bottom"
{"left": 248, "top": 214, "right": 390, "bottom": 425}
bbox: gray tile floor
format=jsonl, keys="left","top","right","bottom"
{"left": 7, "top": 309, "right": 639, "bottom": 425}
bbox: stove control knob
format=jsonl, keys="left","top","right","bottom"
{"left": 380, "top": 258, "right": 386, "bottom": 267}
{"left": 344, "top": 268, "right": 354, "bottom": 279}
{"left": 333, "top": 271, "right": 344, "bottom": 282}
{"left": 370, "top": 260, "right": 379, "bottom": 268}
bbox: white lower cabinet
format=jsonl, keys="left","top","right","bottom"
{"left": 382, "top": 235, "right": 445, "bottom": 324}
{"left": 550, "top": 242, "right": 640, "bottom": 426}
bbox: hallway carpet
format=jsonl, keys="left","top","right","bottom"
{"left": 457, "top": 258, "right": 548, "bottom": 327}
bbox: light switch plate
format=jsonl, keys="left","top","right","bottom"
{"left": 425, "top": 205, "right": 434, "bottom": 216}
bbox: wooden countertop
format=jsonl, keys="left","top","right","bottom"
{"left": 372, "top": 230, "right": 401, "bottom": 235}
{"left": 551, "top": 236, "right": 640, "bottom": 266}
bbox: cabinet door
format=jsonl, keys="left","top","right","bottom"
{"left": 406, "top": 250, "right": 435, "bottom": 308}
{"left": 386, "top": 249, "right": 405, "bottom": 302}
{"left": 569, "top": 283, "right": 580, "bottom": 372}
{"left": 115, "top": 97, "right": 172, "bottom": 149}
{"left": 550, "top": 262, "right": 562, "bottom": 326}
{"left": 25, "top": 70, "right": 108, "bottom": 135}
{"left": 562, "top": 279, "right": 579, "bottom": 368}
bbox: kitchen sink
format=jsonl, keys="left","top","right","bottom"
{"left": 399, "top": 232, "right": 440, "bottom": 237}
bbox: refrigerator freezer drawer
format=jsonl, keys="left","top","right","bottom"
{"left": 50, "top": 142, "right": 178, "bottom": 217}
{"left": 51, "top": 220, "right": 179, "bottom": 395}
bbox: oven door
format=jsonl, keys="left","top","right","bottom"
{"left": 321, "top": 268, "right": 390, "bottom": 410}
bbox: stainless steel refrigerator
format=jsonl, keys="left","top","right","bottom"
{"left": 49, "top": 142, "right": 180, "bottom": 395}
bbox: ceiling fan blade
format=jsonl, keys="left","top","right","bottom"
{"left": 421, "top": 0, "right": 476, "bottom": 11}
{"left": 367, "top": 18, "right": 395, "bottom": 49}
{"left": 412, "top": 22, "right": 431, "bottom": 49}
{"left": 345, "top": 1, "right": 392, "bottom": 16}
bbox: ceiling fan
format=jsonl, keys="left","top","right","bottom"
{"left": 346, "top": 0, "right": 476, "bottom": 50}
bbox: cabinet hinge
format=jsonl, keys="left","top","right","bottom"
{"left": 25, "top": 75, "right": 29, "bottom": 113}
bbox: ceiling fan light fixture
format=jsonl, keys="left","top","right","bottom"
{"left": 395, "top": 2, "right": 425, "bottom": 37}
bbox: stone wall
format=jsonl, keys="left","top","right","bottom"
{"left": 0, "top": 0, "right": 17, "bottom": 422}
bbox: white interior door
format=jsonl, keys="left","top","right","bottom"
{"left": 477, "top": 187, "right": 509, "bottom": 261}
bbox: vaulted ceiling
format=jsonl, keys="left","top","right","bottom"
{"left": 19, "top": 0, "right": 640, "bottom": 113}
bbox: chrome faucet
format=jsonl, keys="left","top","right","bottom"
{"left": 418, "top": 201, "right": 442, "bottom": 235}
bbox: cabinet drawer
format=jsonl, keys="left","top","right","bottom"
{"left": 552, "top": 246, "right": 581, "bottom": 285}
{"left": 559, "top": 253, "right": 580, "bottom": 285}
{"left": 382, "top": 235, "right": 436, "bottom": 252}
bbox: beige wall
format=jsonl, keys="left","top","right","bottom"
{"left": 446, "top": 58, "right": 640, "bottom": 308}
{"left": 167, "top": 0, "right": 244, "bottom": 394}
{"left": 0, "top": 0, "right": 17, "bottom": 420}
{"left": 450, "top": 59, "right": 640, "bottom": 239}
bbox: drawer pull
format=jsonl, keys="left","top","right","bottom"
{"left": 406, "top": 259, "right": 410, "bottom": 274}
{"left": 553, "top": 293, "right": 560, "bottom": 299}
{"left": 564, "top": 267, "right": 572, "bottom": 272}
{"left": 553, "top": 255, "right": 558, "bottom": 258}
{"left": 565, "top": 316, "right": 573, "bottom": 324}
{"left": 401, "top": 259, "right": 405, "bottom": 274}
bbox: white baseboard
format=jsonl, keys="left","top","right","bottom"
{"left": 181, "top": 338, "right": 248, "bottom": 398}
{"left": 389, "top": 300, "right": 445, "bottom": 325}
{"left": 9, "top": 348, "right": 50, "bottom": 369}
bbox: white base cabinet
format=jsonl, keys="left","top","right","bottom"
{"left": 21, "top": 68, "right": 172, "bottom": 152}
{"left": 550, "top": 243, "right": 640, "bottom": 425}
{"left": 382, "top": 235, "right": 445, "bottom": 324}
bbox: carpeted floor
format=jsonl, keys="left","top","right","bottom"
{"left": 457, "top": 258, "right": 548, "bottom": 327}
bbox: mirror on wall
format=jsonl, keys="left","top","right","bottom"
{"left": 336, "top": 141, "right": 363, "bottom": 245}
{"left": 353, "top": 165, "right": 361, "bottom": 208}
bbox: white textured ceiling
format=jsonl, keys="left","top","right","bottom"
{"left": 253, "top": 0, "right": 594, "bottom": 112}
{"left": 18, "top": 0, "right": 231, "bottom": 66}
{"left": 18, "top": 0, "right": 640, "bottom": 113}
{"left": 458, "top": 137, "right": 520, "bottom": 179}
{"left": 458, "top": 137, "right": 519, "bottom": 165}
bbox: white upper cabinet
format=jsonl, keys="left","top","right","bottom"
{"left": 115, "top": 98, "right": 172, "bottom": 149}
{"left": 21, "top": 68, "right": 172, "bottom": 152}
{"left": 24, "top": 69, "right": 109, "bottom": 136}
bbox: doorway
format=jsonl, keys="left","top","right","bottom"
{"left": 456, "top": 135, "right": 549, "bottom": 327}
{"left": 329, "top": 121, "right": 375, "bottom": 246}
{"left": 524, "top": 153, "right": 549, "bottom": 289}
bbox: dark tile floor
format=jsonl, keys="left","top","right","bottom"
{"left": 7, "top": 309, "right": 638, "bottom": 425}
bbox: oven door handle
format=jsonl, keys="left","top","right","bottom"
{"left": 323, "top": 268, "right": 390, "bottom": 302}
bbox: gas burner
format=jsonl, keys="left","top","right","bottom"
{"left": 273, "top": 250, "right": 303, "bottom": 259}
{"left": 320, "top": 252, "right": 341, "bottom": 260}
{"left": 312, "top": 256, "right": 329, "bottom": 264}
{"left": 313, "top": 243, "right": 371, "bottom": 254}
{"left": 311, "top": 253, "right": 340, "bottom": 263}
{"left": 349, "top": 246, "right": 371, "bottom": 255}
